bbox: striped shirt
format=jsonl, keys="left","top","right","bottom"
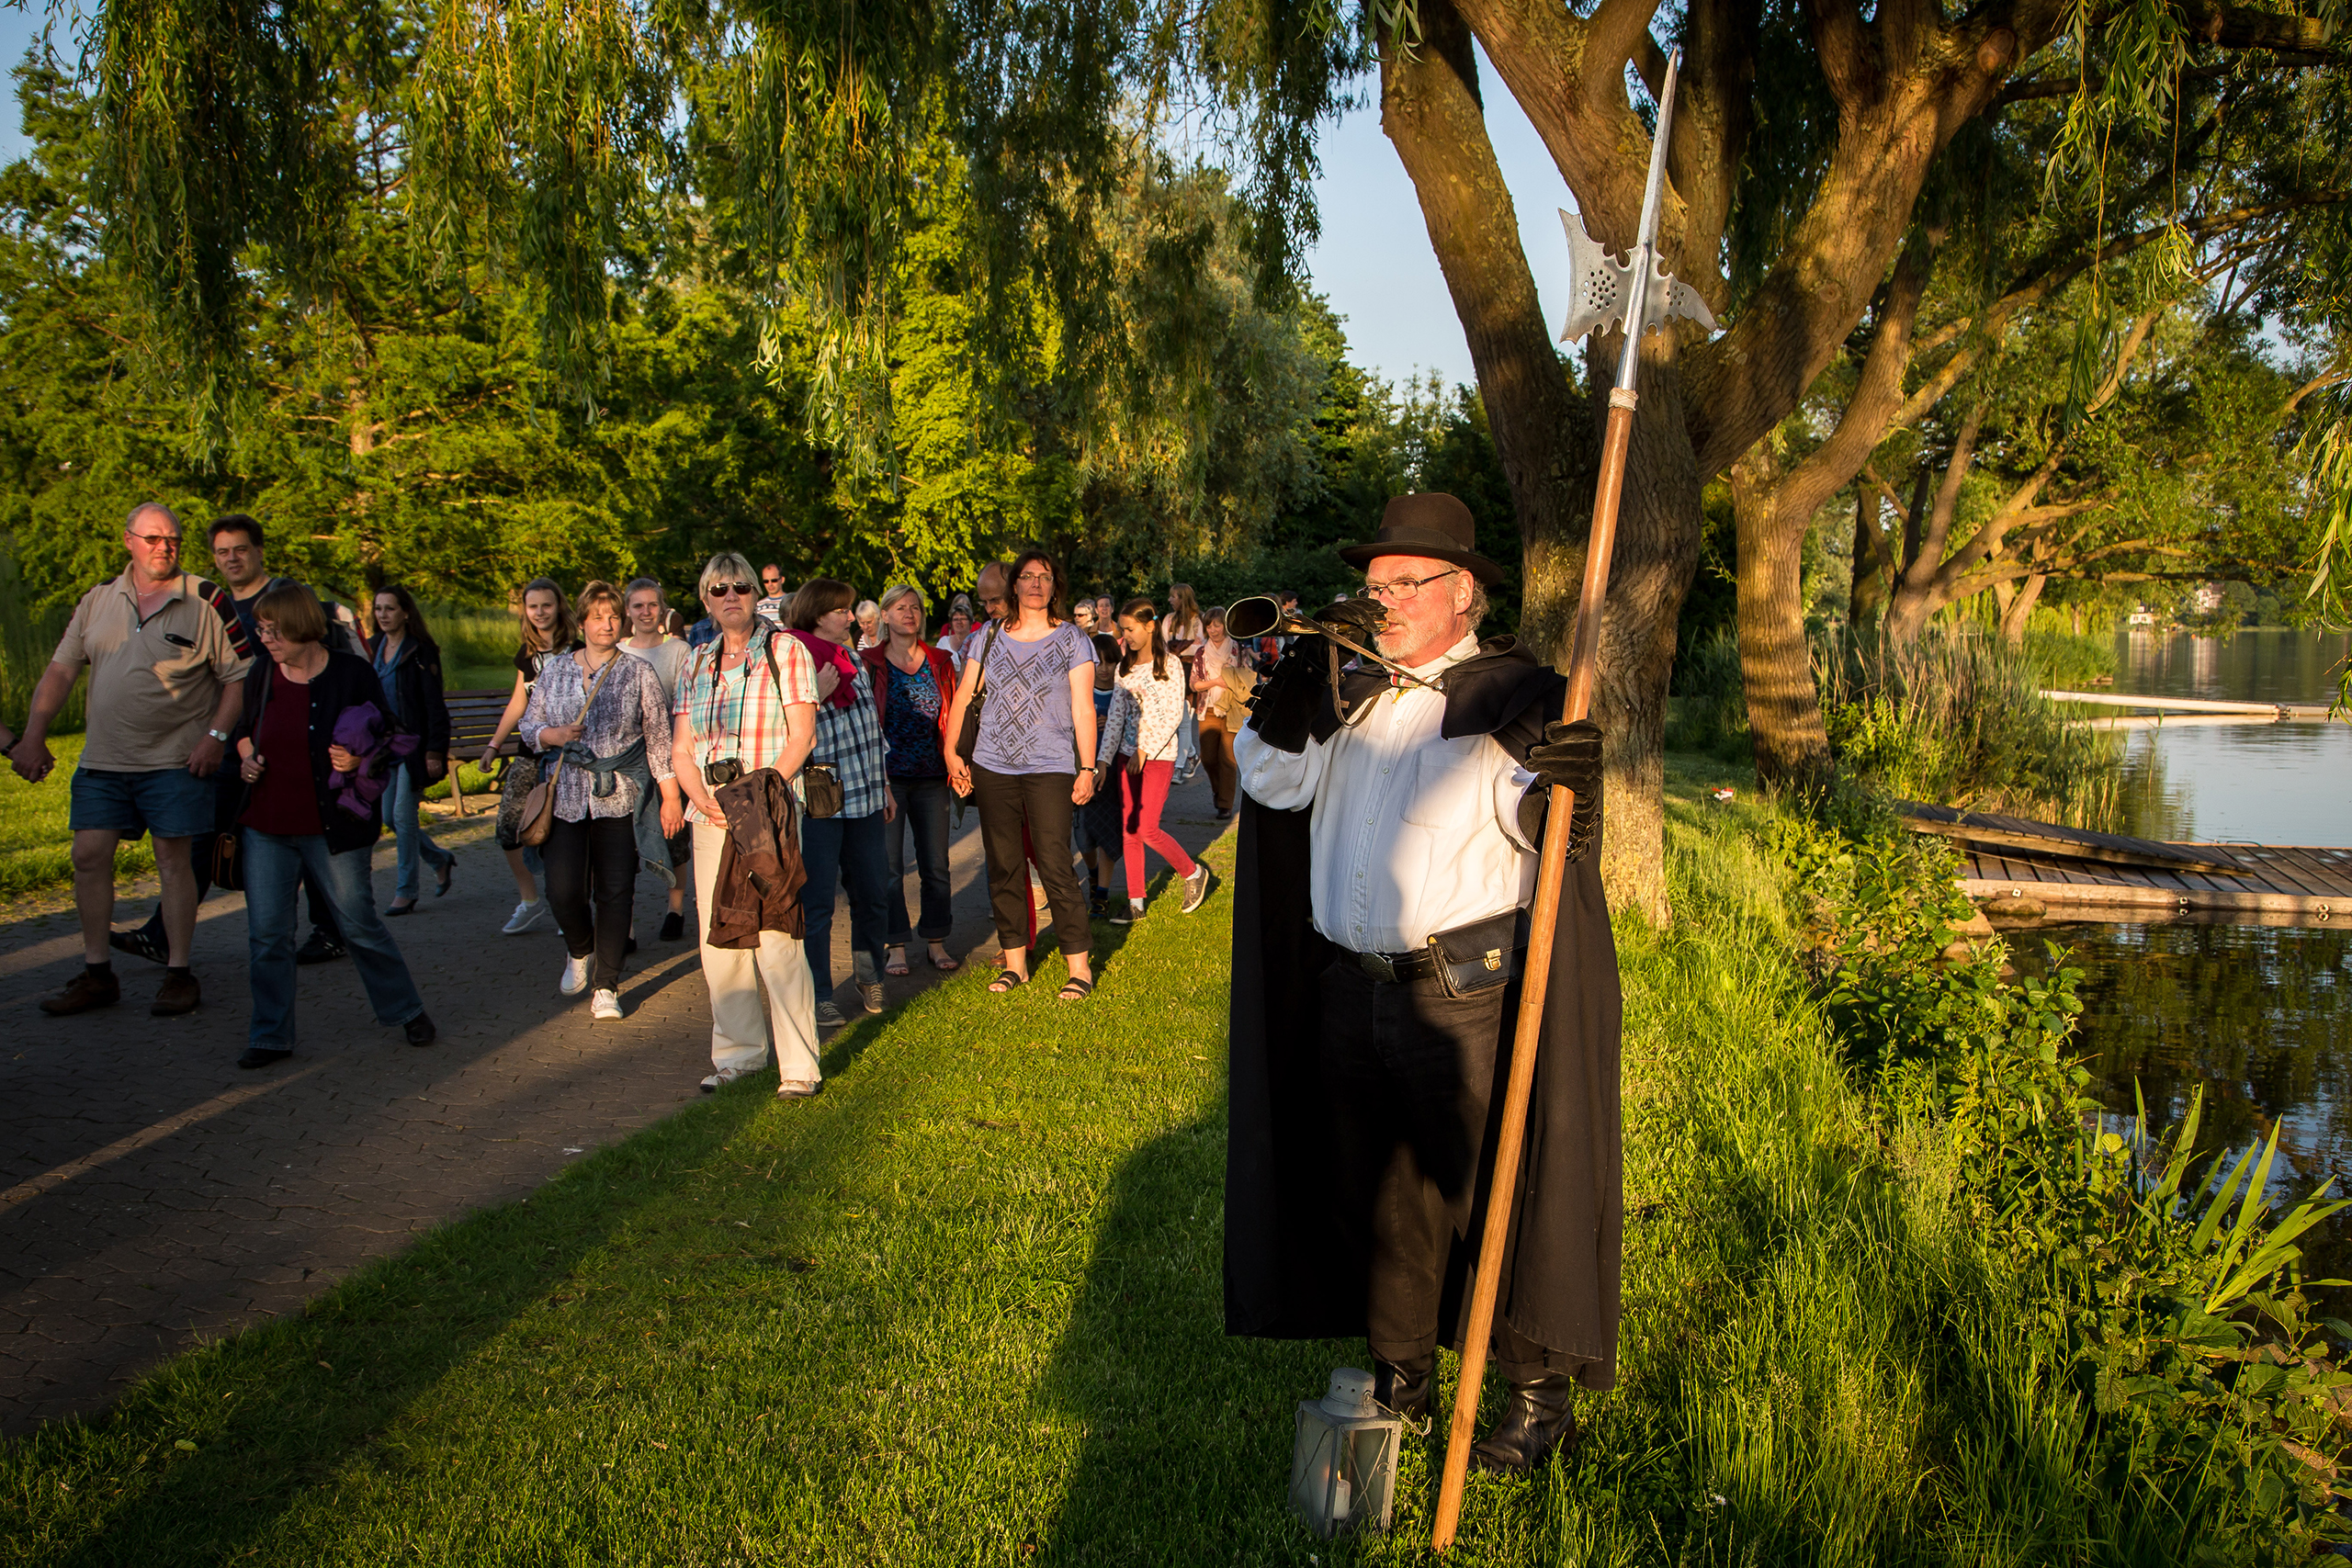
{"left": 673, "top": 627, "right": 820, "bottom": 827}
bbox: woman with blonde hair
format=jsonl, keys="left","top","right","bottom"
{"left": 863, "top": 582, "right": 961, "bottom": 975}
{"left": 481, "top": 578, "right": 577, "bottom": 933}
{"left": 520, "top": 580, "right": 681, "bottom": 1021}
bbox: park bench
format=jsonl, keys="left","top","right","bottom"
{"left": 444, "top": 687, "right": 516, "bottom": 816}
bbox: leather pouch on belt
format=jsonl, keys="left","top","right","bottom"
{"left": 1426, "top": 908, "right": 1528, "bottom": 1000}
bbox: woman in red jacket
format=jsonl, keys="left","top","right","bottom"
{"left": 864, "top": 583, "right": 963, "bottom": 975}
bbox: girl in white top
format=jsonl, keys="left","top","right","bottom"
{"left": 621, "top": 577, "right": 694, "bottom": 939}
{"left": 1094, "top": 599, "right": 1209, "bottom": 920}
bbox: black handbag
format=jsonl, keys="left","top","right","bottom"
{"left": 1425, "top": 908, "right": 1528, "bottom": 1000}
{"left": 954, "top": 622, "right": 1002, "bottom": 763}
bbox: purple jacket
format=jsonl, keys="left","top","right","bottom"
{"left": 327, "top": 702, "right": 420, "bottom": 818}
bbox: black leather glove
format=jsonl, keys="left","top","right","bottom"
{"left": 1245, "top": 643, "right": 1331, "bottom": 753}
{"left": 1519, "top": 718, "right": 1602, "bottom": 863}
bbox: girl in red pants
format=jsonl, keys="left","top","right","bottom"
{"left": 1098, "top": 600, "right": 1213, "bottom": 920}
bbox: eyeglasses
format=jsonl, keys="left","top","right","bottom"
{"left": 1014, "top": 571, "right": 1053, "bottom": 587}
{"left": 1363, "top": 568, "right": 1462, "bottom": 604}
{"left": 128, "top": 533, "right": 181, "bottom": 548}
{"left": 707, "top": 583, "right": 755, "bottom": 597}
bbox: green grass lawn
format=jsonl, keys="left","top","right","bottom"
{"left": 0, "top": 735, "right": 159, "bottom": 899}
{"left": 6, "top": 756, "right": 2167, "bottom": 1563}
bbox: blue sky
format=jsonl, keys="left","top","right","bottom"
{"left": 0, "top": 9, "right": 1572, "bottom": 389}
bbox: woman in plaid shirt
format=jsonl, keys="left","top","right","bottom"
{"left": 785, "top": 579, "right": 898, "bottom": 1029}
{"left": 672, "top": 552, "right": 820, "bottom": 1097}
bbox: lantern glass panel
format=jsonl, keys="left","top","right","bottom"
{"left": 1287, "top": 1369, "right": 1400, "bottom": 1538}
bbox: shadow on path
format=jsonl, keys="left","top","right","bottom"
{"left": 28, "top": 1088, "right": 772, "bottom": 1568}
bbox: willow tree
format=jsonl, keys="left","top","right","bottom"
{"left": 72, "top": 0, "right": 2351, "bottom": 918}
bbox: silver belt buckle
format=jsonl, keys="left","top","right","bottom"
{"left": 1357, "top": 949, "right": 1398, "bottom": 984}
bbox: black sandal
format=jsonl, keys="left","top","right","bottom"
{"left": 1057, "top": 976, "right": 1094, "bottom": 1002}
{"left": 989, "top": 970, "right": 1027, "bottom": 994}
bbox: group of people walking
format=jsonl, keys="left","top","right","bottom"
{"left": 8, "top": 505, "right": 1256, "bottom": 1094}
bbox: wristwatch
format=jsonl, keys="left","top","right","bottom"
{"left": 207, "top": 728, "right": 231, "bottom": 743}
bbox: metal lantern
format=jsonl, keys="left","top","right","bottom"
{"left": 1288, "top": 1368, "right": 1401, "bottom": 1538}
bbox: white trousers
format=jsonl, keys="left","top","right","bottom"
{"left": 691, "top": 821, "right": 820, "bottom": 1082}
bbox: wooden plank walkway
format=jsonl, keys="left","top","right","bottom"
{"left": 1961, "top": 841, "right": 2352, "bottom": 921}
{"left": 1896, "top": 800, "right": 2242, "bottom": 874}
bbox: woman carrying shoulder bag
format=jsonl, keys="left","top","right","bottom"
{"left": 520, "top": 581, "right": 682, "bottom": 1022}
{"left": 232, "top": 582, "right": 435, "bottom": 1069}
{"left": 482, "top": 578, "right": 577, "bottom": 934}
{"left": 784, "top": 578, "right": 896, "bottom": 1027}
{"left": 943, "top": 547, "right": 1099, "bottom": 1000}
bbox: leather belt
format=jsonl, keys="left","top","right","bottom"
{"left": 1349, "top": 946, "right": 1441, "bottom": 985}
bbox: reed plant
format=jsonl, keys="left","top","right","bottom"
{"left": 1818, "top": 624, "right": 2125, "bottom": 829}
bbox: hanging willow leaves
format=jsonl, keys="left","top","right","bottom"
{"left": 93, "top": 0, "right": 396, "bottom": 452}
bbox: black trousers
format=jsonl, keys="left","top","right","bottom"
{"left": 971, "top": 764, "right": 1091, "bottom": 959}
{"left": 543, "top": 815, "right": 639, "bottom": 991}
{"left": 1318, "top": 961, "right": 1555, "bottom": 1384}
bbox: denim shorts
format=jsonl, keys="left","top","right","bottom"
{"left": 69, "top": 765, "right": 217, "bottom": 840}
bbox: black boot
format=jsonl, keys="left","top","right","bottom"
{"left": 1372, "top": 1355, "right": 1433, "bottom": 1431}
{"left": 1469, "top": 1372, "right": 1577, "bottom": 1473}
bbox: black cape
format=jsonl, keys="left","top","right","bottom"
{"left": 1222, "top": 638, "right": 1624, "bottom": 1389}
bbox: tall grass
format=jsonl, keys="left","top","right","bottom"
{"left": 411, "top": 602, "right": 523, "bottom": 691}
{"left": 1818, "top": 626, "right": 2124, "bottom": 829}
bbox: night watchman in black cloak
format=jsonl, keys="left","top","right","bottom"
{"left": 1224, "top": 491, "right": 1622, "bottom": 1473}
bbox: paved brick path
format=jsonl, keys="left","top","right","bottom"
{"left": 0, "top": 778, "right": 1227, "bottom": 1435}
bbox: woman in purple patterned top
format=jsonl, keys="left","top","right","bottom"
{"left": 944, "top": 547, "right": 1100, "bottom": 1000}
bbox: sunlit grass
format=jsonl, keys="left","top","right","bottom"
{"left": 1, "top": 760, "right": 2219, "bottom": 1564}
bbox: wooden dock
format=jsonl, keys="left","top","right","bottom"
{"left": 1894, "top": 801, "right": 2352, "bottom": 923}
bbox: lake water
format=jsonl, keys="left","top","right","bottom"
{"left": 2028, "top": 629, "right": 2352, "bottom": 1294}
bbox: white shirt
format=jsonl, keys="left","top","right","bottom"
{"left": 1234, "top": 634, "right": 1540, "bottom": 954}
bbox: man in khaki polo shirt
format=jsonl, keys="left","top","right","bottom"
{"left": 9, "top": 502, "right": 254, "bottom": 1016}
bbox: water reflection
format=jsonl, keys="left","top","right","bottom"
{"left": 2109, "top": 628, "right": 2352, "bottom": 847}
{"left": 2021, "top": 919, "right": 2352, "bottom": 1301}
{"left": 2038, "top": 628, "right": 2352, "bottom": 1301}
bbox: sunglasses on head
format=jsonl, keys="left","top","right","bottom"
{"left": 708, "top": 582, "right": 755, "bottom": 597}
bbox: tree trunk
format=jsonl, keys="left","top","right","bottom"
{"left": 2000, "top": 571, "right": 2046, "bottom": 643}
{"left": 1382, "top": 2, "right": 1695, "bottom": 927}
{"left": 1730, "top": 439, "right": 1831, "bottom": 785}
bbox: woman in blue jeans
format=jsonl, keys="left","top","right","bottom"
{"left": 784, "top": 578, "right": 896, "bottom": 1030}
{"left": 863, "top": 583, "right": 960, "bottom": 975}
{"left": 368, "top": 585, "right": 457, "bottom": 913}
{"left": 231, "top": 582, "right": 435, "bottom": 1069}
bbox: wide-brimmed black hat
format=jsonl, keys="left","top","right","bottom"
{"left": 1337, "top": 492, "right": 1505, "bottom": 587}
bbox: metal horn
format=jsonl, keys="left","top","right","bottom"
{"left": 1223, "top": 594, "right": 1438, "bottom": 690}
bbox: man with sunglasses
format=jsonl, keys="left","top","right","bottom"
{"left": 12, "top": 502, "right": 254, "bottom": 1017}
{"left": 1222, "top": 491, "right": 1623, "bottom": 1479}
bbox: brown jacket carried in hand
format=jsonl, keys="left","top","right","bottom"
{"left": 707, "top": 767, "right": 808, "bottom": 945}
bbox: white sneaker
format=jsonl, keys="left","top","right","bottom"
{"left": 700, "top": 1066, "right": 755, "bottom": 1094}
{"left": 590, "top": 988, "right": 622, "bottom": 1020}
{"left": 503, "top": 899, "right": 552, "bottom": 934}
{"left": 559, "top": 954, "right": 591, "bottom": 996}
